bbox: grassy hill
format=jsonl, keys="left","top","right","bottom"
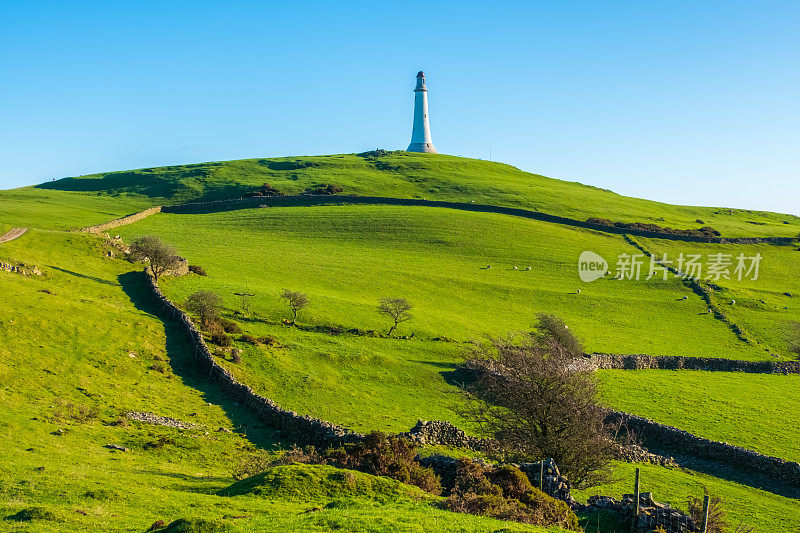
{"left": 3, "top": 153, "right": 800, "bottom": 531}
{"left": 0, "top": 229, "right": 569, "bottom": 532}
{"left": 3, "top": 152, "right": 799, "bottom": 236}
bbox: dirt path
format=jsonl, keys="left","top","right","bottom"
{"left": 0, "top": 227, "right": 27, "bottom": 243}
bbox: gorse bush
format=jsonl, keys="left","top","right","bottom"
{"left": 188, "top": 264, "right": 207, "bottom": 276}
{"left": 51, "top": 401, "right": 100, "bottom": 423}
{"left": 325, "top": 432, "right": 441, "bottom": 494}
{"left": 441, "top": 458, "right": 580, "bottom": 530}
{"left": 219, "top": 318, "right": 242, "bottom": 334}
{"left": 209, "top": 331, "right": 232, "bottom": 347}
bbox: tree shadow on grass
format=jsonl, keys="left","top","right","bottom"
{"left": 49, "top": 266, "right": 120, "bottom": 286}
{"left": 117, "top": 271, "right": 287, "bottom": 451}
{"left": 641, "top": 440, "right": 800, "bottom": 500}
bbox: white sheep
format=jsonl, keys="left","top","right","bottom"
{"left": 513, "top": 266, "right": 518, "bottom": 270}
{"left": 486, "top": 265, "right": 492, "bottom": 269}
{"left": 525, "top": 267, "right": 532, "bottom": 271}
{"left": 576, "top": 289, "right": 581, "bottom": 294}
{"left": 731, "top": 300, "right": 736, "bottom": 305}
{"left": 682, "top": 296, "right": 688, "bottom": 300}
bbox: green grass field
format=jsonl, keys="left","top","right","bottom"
{"left": 3, "top": 153, "right": 800, "bottom": 532}
{"left": 0, "top": 230, "right": 563, "bottom": 532}
{"left": 5, "top": 151, "right": 797, "bottom": 236}
{"left": 120, "top": 205, "right": 771, "bottom": 360}
{"left": 598, "top": 370, "right": 800, "bottom": 462}
{"left": 638, "top": 236, "right": 800, "bottom": 356}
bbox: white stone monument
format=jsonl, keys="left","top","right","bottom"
{"left": 407, "top": 71, "right": 437, "bottom": 153}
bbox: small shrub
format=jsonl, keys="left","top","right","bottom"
{"left": 52, "top": 401, "right": 99, "bottom": 423}
{"left": 188, "top": 265, "right": 208, "bottom": 276}
{"left": 210, "top": 331, "right": 232, "bottom": 347}
{"left": 231, "top": 349, "right": 242, "bottom": 363}
{"left": 325, "top": 431, "right": 441, "bottom": 494}
{"left": 696, "top": 219, "right": 705, "bottom": 224}
{"left": 257, "top": 335, "right": 279, "bottom": 347}
{"left": 310, "top": 183, "right": 343, "bottom": 195}
{"left": 150, "top": 362, "right": 168, "bottom": 373}
{"left": 441, "top": 458, "right": 580, "bottom": 530}
{"left": 219, "top": 318, "right": 242, "bottom": 334}
{"left": 240, "top": 334, "right": 259, "bottom": 345}
{"left": 156, "top": 517, "right": 231, "bottom": 532}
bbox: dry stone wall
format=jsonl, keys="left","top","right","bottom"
{"left": 161, "top": 195, "right": 795, "bottom": 244}
{"left": 79, "top": 206, "right": 162, "bottom": 233}
{"left": 605, "top": 412, "right": 800, "bottom": 486}
{"left": 579, "top": 353, "right": 800, "bottom": 374}
{"left": 143, "top": 269, "right": 364, "bottom": 448}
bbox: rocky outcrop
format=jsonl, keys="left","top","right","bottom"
{"left": 126, "top": 411, "right": 199, "bottom": 430}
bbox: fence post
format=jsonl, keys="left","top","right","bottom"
{"left": 701, "top": 494, "right": 710, "bottom": 533}
{"left": 539, "top": 460, "right": 544, "bottom": 491}
{"left": 630, "top": 468, "right": 640, "bottom": 533}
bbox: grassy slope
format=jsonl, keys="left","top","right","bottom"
{"left": 0, "top": 230, "right": 558, "bottom": 532}
{"left": 0, "top": 187, "right": 152, "bottom": 231}
{"left": 571, "top": 461, "right": 800, "bottom": 533}
{"left": 6, "top": 152, "right": 798, "bottom": 237}
{"left": 598, "top": 370, "right": 800, "bottom": 462}
{"left": 120, "top": 205, "right": 768, "bottom": 360}
{"left": 638, "top": 236, "right": 800, "bottom": 355}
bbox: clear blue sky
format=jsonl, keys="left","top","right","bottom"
{"left": 1, "top": 1, "right": 798, "bottom": 214}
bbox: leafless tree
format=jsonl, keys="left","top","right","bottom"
{"left": 460, "top": 317, "right": 612, "bottom": 486}
{"left": 234, "top": 292, "right": 255, "bottom": 316}
{"left": 186, "top": 290, "right": 223, "bottom": 327}
{"left": 281, "top": 289, "right": 308, "bottom": 324}
{"left": 129, "top": 236, "right": 180, "bottom": 281}
{"left": 377, "top": 297, "right": 413, "bottom": 335}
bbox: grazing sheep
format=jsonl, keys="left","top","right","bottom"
{"left": 486, "top": 265, "right": 492, "bottom": 269}
{"left": 731, "top": 300, "right": 736, "bottom": 305}
{"left": 525, "top": 267, "right": 532, "bottom": 271}
{"left": 576, "top": 289, "right": 581, "bottom": 294}
{"left": 682, "top": 296, "right": 688, "bottom": 300}
{"left": 708, "top": 308, "right": 713, "bottom": 314}
{"left": 513, "top": 266, "right": 518, "bottom": 270}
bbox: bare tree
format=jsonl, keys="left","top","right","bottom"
{"left": 460, "top": 319, "right": 612, "bottom": 486}
{"left": 234, "top": 292, "right": 255, "bottom": 316}
{"left": 130, "top": 236, "right": 180, "bottom": 281}
{"left": 377, "top": 297, "right": 413, "bottom": 335}
{"left": 281, "top": 289, "right": 308, "bottom": 324}
{"left": 186, "top": 290, "right": 223, "bottom": 327}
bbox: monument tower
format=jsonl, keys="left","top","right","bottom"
{"left": 407, "top": 71, "right": 437, "bottom": 153}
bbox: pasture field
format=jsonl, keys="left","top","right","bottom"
{"left": 0, "top": 187, "right": 152, "bottom": 230}
{"left": 598, "top": 370, "right": 800, "bottom": 462}
{"left": 0, "top": 230, "right": 563, "bottom": 532}
{"left": 571, "top": 461, "right": 800, "bottom": 533}
{"left": 638, "top": 236, "right": 800, "bottom": 356}
{"left": 121, "top": 205, "right": 769, "bottom": 360}
{"left": 23, "top": 151, "right": 800, "bottom": 237}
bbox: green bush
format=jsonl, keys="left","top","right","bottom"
{"left": 209, "top": 331, "right": 232, "bottom": 347}
{"left": 441, "top": 458, "right": 580, "bottom": 531}
{"left": 5, "top": 506, "right": 61, "bottom": 522}
{"left": 325, "top": 431, "right": 441, "bottom": 494}
{"left": 219, "top": 318, "right": 242, "bottom": 334}
{"left": 188, "top": 264, "right": 207, "bottom": 276}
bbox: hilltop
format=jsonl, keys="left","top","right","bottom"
{"left": 3, "top": 152, "right": 799, "bottom": 237}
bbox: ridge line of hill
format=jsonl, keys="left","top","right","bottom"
{"left": 78, "top": 194, "right": 798, "bottom": 244}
